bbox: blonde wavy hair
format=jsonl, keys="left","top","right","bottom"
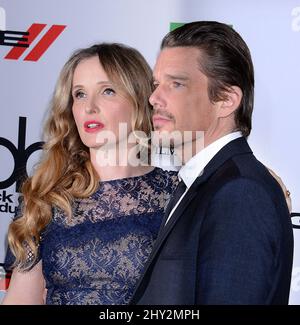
{"left": 8, "top": 43, "right": 153, "bottom": 270}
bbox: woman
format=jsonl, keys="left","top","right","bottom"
{"left": 3, "top": 43, "right": 178, "bottom": 305}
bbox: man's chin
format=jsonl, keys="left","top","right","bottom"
{"left": 151, "top": 129, "right": 183, "bottom": 148}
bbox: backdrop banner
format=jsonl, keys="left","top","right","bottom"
{"left": 0, "top": 0, "right": 299, "bottom": 304}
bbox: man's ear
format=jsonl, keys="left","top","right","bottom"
{"left": 217, "top": 86, "right": 243, "bottom": 118}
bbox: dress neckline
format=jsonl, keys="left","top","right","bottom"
{"left": 99, "top": 167, "right": 159, "bottom": 184}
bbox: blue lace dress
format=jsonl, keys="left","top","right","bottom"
{"left": 5, "top": 167, "right": 178, "bottom": 305}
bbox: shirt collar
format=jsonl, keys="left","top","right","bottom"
{"left": 178, "top": 131, "right": 242, "bottom": 188}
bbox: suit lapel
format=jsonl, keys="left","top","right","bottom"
{"left": 131, "top": 137, "right": 253, "bottom": 302}
{"left": 155, "top": 137, "right": 253, "bottom": 247}
{"left": 131, "top": 173, "right": 210, "bottom": 303}
{"left": 148, "top": 181, "right": 200, "bottom": 262}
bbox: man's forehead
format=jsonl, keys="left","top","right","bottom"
{"left": 152, "top": 72, "right": 189, "bottom": 81}
{"left": 153, "top": 47, "right": 201, "bottom": 78}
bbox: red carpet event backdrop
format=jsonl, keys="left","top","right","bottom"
{"left": 0, "top": 0, "right": 299, "bottom": 304}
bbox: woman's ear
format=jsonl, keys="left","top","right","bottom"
{"left": 217, "top": 86, "right": 243, "bottom": 118}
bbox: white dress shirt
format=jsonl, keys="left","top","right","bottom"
{"left": 165, "top": 131, "right": 242, "bottom": 225}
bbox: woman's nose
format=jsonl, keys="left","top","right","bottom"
{"left": 85, "top": 97, "right": 100, "bottom": 114}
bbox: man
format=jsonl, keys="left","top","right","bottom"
{"left": 131, "top": 21, "right": 294, "bottom": 304}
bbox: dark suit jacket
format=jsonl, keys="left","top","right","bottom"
{"left": 131, "top": 137, "right": 294, "bottom": 304}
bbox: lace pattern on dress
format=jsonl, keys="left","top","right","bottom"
{"left": 40, "top": 168, "right": 178, "bottom": 305}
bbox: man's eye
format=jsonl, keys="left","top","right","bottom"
{"left": 173, "top": 81, "right": 183, "bottom": 88}
{"left": 153, "top": 82, "right": 159, "bottom": 89}
{"left": 103, "top": 88, "right": 115, "bottom": 95}
{"left": 74, "top": 90, "right": 86, "bottom": 99}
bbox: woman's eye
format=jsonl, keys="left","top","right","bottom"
{"left": 74, "top": 90, "right": 86, "bottom": 99}
{"left": 103, "top": 88, "right": 115, "bottom": 95}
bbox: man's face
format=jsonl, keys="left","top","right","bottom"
{"left": 150, "top": 47, "right": 218, "bottom": 146}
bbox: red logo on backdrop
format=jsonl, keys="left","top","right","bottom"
{"left": 1, "top": 23, "right": 66, "bottom": 61}
{"left": 0, "top": 264, "right": 11, "bottom": 291}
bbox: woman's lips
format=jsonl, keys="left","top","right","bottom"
{"left": 84, "top": 121, "right": 105, "bottom": 133}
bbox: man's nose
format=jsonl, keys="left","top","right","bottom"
{"left": 149, "top": 86, "right": 164, "bottom": 108}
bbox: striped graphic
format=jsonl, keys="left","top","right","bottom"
{"left": 4, "top": 23, "right": 66, "bottom": 62}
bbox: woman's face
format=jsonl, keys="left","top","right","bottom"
{"left": 72, "top": 56, "right": 134, "bottom": 150}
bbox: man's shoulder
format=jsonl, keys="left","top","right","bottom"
{"left": 209, "top": 154, "right": 288, "bottom": 209}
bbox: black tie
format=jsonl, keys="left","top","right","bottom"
{"left": 162, "top": 180, "right": 187, "bottom": 225}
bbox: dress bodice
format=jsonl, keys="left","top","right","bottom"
{"left": 39, "top": 167, "right": 178, "bottom": 304}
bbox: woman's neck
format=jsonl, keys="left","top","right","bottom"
{"left": 90, "top": 143, "right": 154, "bottom": 181}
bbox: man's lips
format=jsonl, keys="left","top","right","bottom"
{"left": 152, "top": 115, "right": 172, "bottom": 125}
{"left": 83, "top": 121, "right": 105, "bottom": 133}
